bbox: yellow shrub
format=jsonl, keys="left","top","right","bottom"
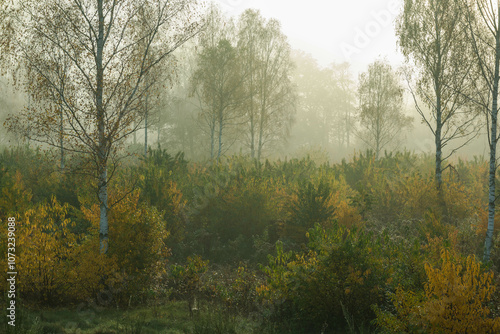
{"left": 16, "top": 197, "right": 77, "bottom": 304}
{"left": 335, "top": 199, "right": 362, "bottom": 229}
{"left": 422, "top": 249, "right": 500, "bottom": 333}
{"left": 3, "top": 195, "right": 120, "bottom": 304}
{"left": 81, "top": 185, "right": 169, "bottom": 303}
{"left": 65, "top": 235, "right": 120, "bottom": 302}
{"left": 376, "top": 249, "right": 500, "bottom": 333}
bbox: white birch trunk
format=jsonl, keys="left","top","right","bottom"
{"left": 484, "top": 1, "right": 500, "bottom": 262}
{"left": 97, "top": 0, "right": 109, "bottom": 255}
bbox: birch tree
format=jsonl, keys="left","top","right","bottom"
{"left": 237, "top": 9, "right": 263, "bottom": 159}
{"left": 329, "top": 62, "right": 356, "bottom": 150}
{"left": 396, "top": 0, "right": 477, "bottom": 190}
{"left": 357, "top": 59, "right": 412, "bottom": 159}
{"left": 191, "top": 38, "right": 244, "bottom": 160}
{"left": 1, "top": 0, "right": 202, "bottom": 254}
{"left": 459, "top": 0, "right": 500, "bottom": 262}
{"left": 237, "top": 9, "right": 296, "bottom": 160}
{"left": 190, "top": 4, "right": 244, "bottom": 160}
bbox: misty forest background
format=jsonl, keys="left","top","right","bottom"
{"left": 1, "top": 0, "right": 500, "bottom": 333}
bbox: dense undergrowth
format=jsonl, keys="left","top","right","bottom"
{"left": 1, "top": 147, "right": 500, "bottom": 333}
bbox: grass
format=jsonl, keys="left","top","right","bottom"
{"left": 1, "top": 301, "right": 262, "bottom": 334}
{"left": 1, "top": 300, "right": 377, "bottom": 333}
{"left": 1, "top": 301, "right": 198, "bottom": 334}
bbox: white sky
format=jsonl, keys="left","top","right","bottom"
{"left": 212, "top": 0, "right": 405, "bottom": 75}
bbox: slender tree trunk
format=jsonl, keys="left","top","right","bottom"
{"left": 210, "top": 121, "right": 215, "bottom": 159}
{"left": 97, "top": 0, "right": 108, "bottom": 255}
{"left": 250, "top": 114, "right": 255, "bottom": 158}
{"left": 189, "top": 128, "right": 194, "bottom": 157}
{"left": 133, "top": 123, "right": 137, "bottom": 144}
{"left": 435, "top": 122, "right": 443, "bottom": 191}
{"left": 257, "top": 73, "right": 267, "bottom": 161}
{"left": 375, "top": 113, "right": 380, "bottom": 160}
{"left": 484, "top": 4, "right": 500, "bottom": 262}
{"left": 346, "top": 108, "right": 350, "bottom": 148}
{"left": 27, "top": 95, "right": 30, "bottom": 148}
{"left": 60, "top": 104, "right": 64, "bottom": 171}
{"left": 435, "top": 119, "right": 443, "bottom": 189}
{"left": 144, "top": 92, "right": 148, "bottom": 157}
{"left": 249, "top": 72, "right": 255, "bottom": 159}
{"left": 435, "top": 88, "right": 443, "bottom": 191}
{"left": 435, "top": 97, "right": 447, "bottom": 221}
{"left": 257, "top": 108, "right": 264, "bottom": 161}
{"left": 217, "top": 109, "right": 223, "bottom": 161}
{"left": 157, "top": 109, "right": 161, "bottom": 149}
{"left": 435, "top": 27, "right": 444, "bottom": 191}
{"left": 249, "top": 42, "right": 255, "bottom": 159}
{"left": 485, "top": 93, "right": 498, "bottom": 262}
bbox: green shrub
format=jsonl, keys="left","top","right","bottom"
{"left": 259, "top": 224, "right": 389, "bottom": 332}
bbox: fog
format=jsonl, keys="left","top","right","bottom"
{"left": 0, "top": 0, "right": 490, "bottom": 163}
{"left": 1, "top": 1, "right": 499, "bottom": 331}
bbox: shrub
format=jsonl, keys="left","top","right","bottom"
{"left": 0, "top": 170, "right": 32, "bottom": 221}
{"left": 259, "top": 224, "right": 388, "bottom": 332}
{"left": 184, "top": 171, "right": 283, "bottom": 263}
{"left": 289, "top": 179, "right": 334, "bottom": 227}
{"left": 139, "top": 149, "right": 188, "bottom": 247}
{"left": 81, "top": 184, "right": 169, "bottom": 305}
{"left": 423, "top": 250, "right": 500, "bottom": 333}
{"left": 10, "top": 196, "right": 120, "bottom": 305}
{"left": 168, "top": 255, "right": 209, "bottom": 315}
{"left": 375, "top": 249, "right": 500, "bottom": 333}
{"left": 15, "top": 197, "right": 78, "bottom": 305}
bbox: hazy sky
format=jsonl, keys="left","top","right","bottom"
{"left": 213, "top": 0, "right": 405, "bottom": 74}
